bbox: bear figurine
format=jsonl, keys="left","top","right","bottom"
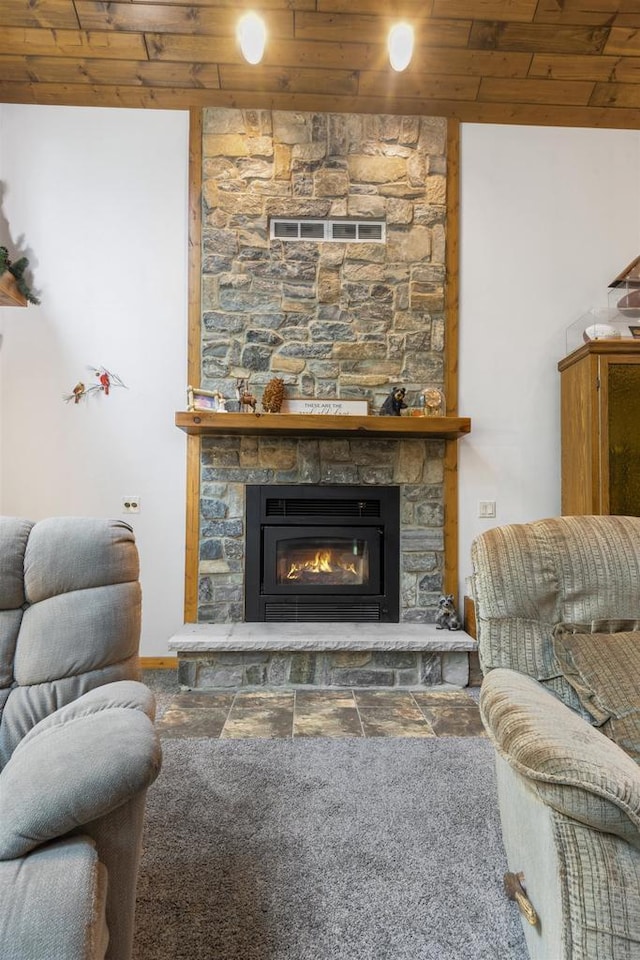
{"left": 379, "top": 386, "right": 407, "bottom": 416}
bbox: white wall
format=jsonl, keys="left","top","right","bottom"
{"left": 458, "top": 123, "right": 640, "bottom": 598}
{"left": 3, "top": 109, "right": 638, "bottom": 639}
{"left": 0, "top": 104, "right": 189, "bottom": 657}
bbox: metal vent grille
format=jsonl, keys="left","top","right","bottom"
{"left": 270, "top": 218, "right": 385, "bottom": 243}
{"left": 331, "top": 222, "right": 357, "bottom": 240}
{"left": 265, "top": 497, "right": 381, "bottom": 518}
{"left": 357, "top": 222, "right": 384, "bottom": 240}
{"left": 264, "top": 602, "right": 382, "bottom": 622}
{"left": 300, "top": 222, "right": 325, "bottom": 239}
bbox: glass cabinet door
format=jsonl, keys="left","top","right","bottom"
{"left": 603, "top": 357, "right": 640, "bottom": 516}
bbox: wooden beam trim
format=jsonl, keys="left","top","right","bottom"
{"left": 359, "top": 70, "right": 481, "bottom": 101}
{"left": 130, "top": 0, "right": 315, "bottom": 6}
{"left": 184, "top": 106, "right": 203, "bottom": 624}
{"left": 528, "top": 52, "right": 626, "bottom": 82}
{"left": 534, "top": 0, "right": 638, "bottom": 27}
{"left": 1, "top": 0, "right": 81, "bottom": 30}
{"left": 4, "top": 81, "right": 640, "bottom": 129}
{"left": 478, "top": 75, "right": 596, "bottom": 105}
{"left": 434, "top": 0, "right": 538, "bottom": 22}
{"left": 591, "top": 79, "right": 640, "bottom": 106}
{"left": 318, "top": 0, "right": 434, "bottom": 13}
{"left": 219, "top": 63, "right": 359, "bottom": 96}
{"left": 445, "top": 118, "right": 460, "bottom": 419}
{"left": 443, "top": 118, "right": 460, "bottom": 598}
{"left": 139, "top": 656, "right": 177, "bottom": 668}
{"left": 0, "top": 26, "right": 149, "bottom": 59}
{"left": 294, "top": 10, "right": 473, "bottom": 47}
{"left": 74, "top": 2, "right": 295, "bottom": 38}
{"left": 145, "top": 33, "right": 237, "bottom": 61}
{"left": 605, "top": 25, "right": 640, "bottom": 55}
{"left": 0, "top": 55, "right": 222, "bottom": 86}
{"left": 469, "top": 19, "right": 610, "bottom": 54}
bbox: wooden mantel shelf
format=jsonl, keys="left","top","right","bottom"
{"left": 175, "top": 410, "right": 471, "bottom": 440}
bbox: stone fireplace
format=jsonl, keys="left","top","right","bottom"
{"left": 170, "top": 108, "right": 476, "bottom": 688}
{"left": 196, "top": 107, "right": 450, "bottom": 627}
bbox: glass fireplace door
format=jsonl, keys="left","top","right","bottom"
{"left": 263, "top": 526, "right": 381, "bottom": 595}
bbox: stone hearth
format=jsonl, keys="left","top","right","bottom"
{"left": 169, "top": 623, "right": 476, "bottom": 690}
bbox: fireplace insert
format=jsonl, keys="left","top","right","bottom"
{"left": 245, "top": 484, "right": 400, "bottom": 622}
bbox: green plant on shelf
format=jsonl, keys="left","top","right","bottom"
{"left": 0, "top": 246, "right": 40, "bottom": 305}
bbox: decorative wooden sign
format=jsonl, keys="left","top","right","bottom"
{"left": 280, "top": 398, "right": 369, "bottom": 416}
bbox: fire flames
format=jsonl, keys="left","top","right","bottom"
{"left": 286, "top": 549, "right": 358, "bottom": 580}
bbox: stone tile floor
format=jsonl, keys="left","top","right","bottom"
{"left": 144, "top": 671, "right": 485, "bottom": 740}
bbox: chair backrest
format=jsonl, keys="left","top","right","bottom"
{"left": 0, "top": 516, "right": 141, "bottom": 766}
{"left": 471, "top": 515, "right": 640, "bottom": 703}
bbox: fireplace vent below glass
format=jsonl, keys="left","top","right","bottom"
{"left": 264, "top": 601, "right": 382, "bottom": 622}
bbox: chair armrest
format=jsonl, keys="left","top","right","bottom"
{"left": 0, "top": 682, "right": 161, "bottom": 860}
{"left": 0, "top": 836, "right": 109, "bottom": 960}
{"left": 480, "top": 669, "right": 640, "bottom": 847}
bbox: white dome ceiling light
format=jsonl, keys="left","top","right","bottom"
{"left": 237, "top": 12, "right": 267, "bottom": 65}
{"left": 388, "top": 22, "right": 414, "bottom": 72}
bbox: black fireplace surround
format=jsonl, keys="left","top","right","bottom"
{"left": 245, "top": 484, "right": 400, "bottom": 622}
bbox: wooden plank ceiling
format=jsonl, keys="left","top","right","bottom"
{"left": 3, "top": 0, "right": 640, "bottom": 126}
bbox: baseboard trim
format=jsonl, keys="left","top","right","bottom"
{"left": 140, "top": 656, "right": 177, "bottom": 669}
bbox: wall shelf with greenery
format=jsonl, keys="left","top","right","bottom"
{"left": 0, "top": 248, "right": 39, "bottom": 307}
{"left": 0, "top": 270, "right": 27, "bottom": 307}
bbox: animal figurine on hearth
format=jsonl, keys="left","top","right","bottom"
{"left": 380, "top": 386, "right": 407, "bottom": 416}
{"left": 435, "top": 594, "right": 462, "bottom": 631}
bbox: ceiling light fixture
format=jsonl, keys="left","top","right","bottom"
{"left": 237, "top": 12, "right": 267, "bottom": 65}
{"left": 388, "top": 22, "right": 414, "bottom": 72}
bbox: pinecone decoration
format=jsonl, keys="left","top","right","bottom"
{"left": 262, "top": 377, "right": 285, "bottom": 413}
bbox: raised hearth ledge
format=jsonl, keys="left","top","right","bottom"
{"left": 175, "top": 411, "right": 471, "bottom": 440}
{"left": 169, "top": 622, "right": 477, "bottom": 653}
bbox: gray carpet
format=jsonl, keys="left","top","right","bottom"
{"left": 133, "top": 737, "right": 528, "bottom": 960}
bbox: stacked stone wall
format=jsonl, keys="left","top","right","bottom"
{"left": 201, "top": 108, "right": 447, "bottom": 409}
{"left": 198, "top": 108, "right": 449, "bottom": 625}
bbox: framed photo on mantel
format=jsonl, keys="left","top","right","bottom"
{"left": 187, "top": 386, "right": 226, "bottom": 412}
{"left": 280, "top": 398, "right": 369, "bottom": 416}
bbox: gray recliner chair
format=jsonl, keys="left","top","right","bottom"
{"left": 0, "top": 516, "right": 162, "bottom": 960}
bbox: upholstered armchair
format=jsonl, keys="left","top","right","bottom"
{"left": 471, "top": 515, "right": 640, "bottom": 960}
{"left": 0, "top": 516, "right": 162, "bottom": 960}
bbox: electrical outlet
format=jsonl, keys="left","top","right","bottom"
{"left": 478, "top": 500, "right": 496, "bottom": 519}
{"left": 122, "top": 497, "right": 141, "bottom": 514}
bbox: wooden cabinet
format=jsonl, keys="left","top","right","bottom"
{"left": 559, "top": 340, "right": 640, "bottom": 516}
